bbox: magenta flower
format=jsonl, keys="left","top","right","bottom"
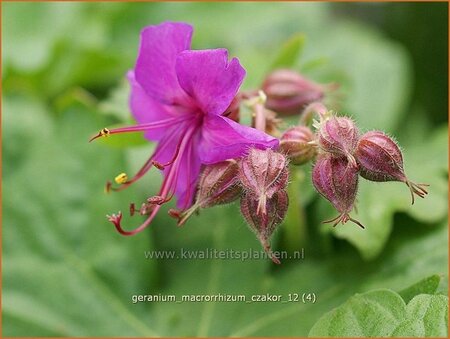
{"left": 90, "top": 22, "right": 278, "bottom": 235}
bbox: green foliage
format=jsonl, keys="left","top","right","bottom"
{"left": 399, "top": 275, "right": 442, "bottom": 304}
{"left": 309, "top": 289, "right": 448, "bottom": 337}
{"left": 270, "top": 33, "right": 305, "bottom": 70}
{"left": 2, "top": 2, "right": 447, "bottom": 337}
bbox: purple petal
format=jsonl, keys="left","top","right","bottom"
{"left": 199, "top": 115, "right": 279, "bottom": 164}
{"left": 135, "top": 22, "right": 193, "bottom": 105}
{"left": 127, "top": 71, "right": 175, "bottom": 141}
{"left": 175, "top": 49, "right": 246, "bottom": 116}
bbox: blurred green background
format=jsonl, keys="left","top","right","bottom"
{"left": 2, "top": 2, "right": 448, "bottom": 337}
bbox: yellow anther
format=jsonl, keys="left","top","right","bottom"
{"left": 244, "top": 90, "right": 268, "bottom": 107}
{"left": 100, "top": 128, "right": 110, "bottom": 137}
{"left": 114, "top": 172, "right": 128, "bottom": 185}
{"left": 257, "top": 90, "right": 267, "bottom": 104}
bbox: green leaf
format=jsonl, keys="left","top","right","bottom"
{"left": 99, "top": 79, "right": 133, "bottom": 121}
{"left": 270, "top": 33, "right": 305, "bottom": 69}
{"left": 3, "top": 95, "right": 157, "bottom": 336}
{"left": 399, "top": 275, "right": 442, "bottom": 303}
{"left": 309, "top": 289, "right": 407, "bottom": 337}
{"left": 4, "top": 92, "right": 447, "bottom": 336}
{"left": 309, "top": 290, "right": 448, "bottom": 337}
{"left": 301, "top": 20, "right": 412, "bottom": 133}
{"left": 392, "top": 295, "right": 448, "bottom": 337}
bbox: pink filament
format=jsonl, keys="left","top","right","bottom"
{"left": 110, "top": 124, "right": 198, "bottom": 236}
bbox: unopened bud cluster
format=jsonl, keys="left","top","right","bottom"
{"left": 172, "top": 69, "right": 427, "bottom": 264}
{"left": 170, "top": 148, "right": 289, "bottom": 264}
{"left": 280, "top": 113, "right": 428, "bottom": 228}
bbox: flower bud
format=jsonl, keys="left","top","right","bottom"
{"left": 280, "top": 126, "right": 316, "bottom": 165}
{"left": 196, "top": 160, "right": 242, "bottom": 208}
{"left": 355, "top": 131, "right": 428, "bottom": 204}
{"left": 262, "top": 69, "right": 324, "bottom": 116}
{"left": 312, "top": 155, "right": 364, "bottom": 228}
{"left": 239, "top": 148, "right": 289, "bottom": 215}
{"left": 169, "top": 160, "right": 242, "bottom": 226}
{"left": 240, "top": 190, "right": 289, "bottom": 264}
{"left": 317, "top": 116, "right": 359, "bottom": 168}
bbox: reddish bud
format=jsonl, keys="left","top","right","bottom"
{"left": 312, "top": 155, "right": 364, "bottom": 228}
{"left": 262, "top": 69, "right": 324, "bottom": 116}
{"left": 171, "top": 160, "right": 242, "bottom": 226}
{"left": 196, "top": 160, "right": 242, "bottom": 208}
{"left": 280, "top": 126, "right": 316, "bottom": 165}
{"left": 239, "top": 148, "right": 289, "bottom": 215}
{"left": 355, "top": 131, "right": 429, "bottom": 204}
{"left": 240, "top": 190, "right": 289, "bottom": 264}
{"left": 318, "top": 116, "right": 359, "bottom": 168}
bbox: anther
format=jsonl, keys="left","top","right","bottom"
{"left": 152, "top": 161, "right": 165, "bottom": 170}
{"left": 129, "top": 203, "right": 136, "bottom": 217}
{"left": 147, "top": 196, "right": 167, "bottom": 205}
{"left": 168, "top": 209, "right": 181, "bottom": 220}
{"left": 89, "top": 128, "right": 110, "bottom": 142}
{"left": 105, "top": 181, "right": 112, "bottom": 194}
{"left": 101, "top": 128, "right": 110, "bottom": 137}
{"left": 115, "top": 172, "right": 128, "bottom": 184}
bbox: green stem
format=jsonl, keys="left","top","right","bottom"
{"left": 282, "top": 167, "right": 308, "bottom": 254}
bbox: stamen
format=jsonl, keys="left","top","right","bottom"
{"left": 105, "top": 181, "right": 112, "bottom": 194}
{"left": 179, "top": 141, "right": 195, "bottom": 210}
{"left": 168, "top": 209, "right": 182, "bottom": 220}
{"left": 106, "top": 126, "right": 181, "bottom": 192}
{"left": 89, "top": 128, "right": 110, "bottom": 142}
{"left": 152, "top": 161, "right": 165, "bottom": 170}
{"left": 147, "top": 196, "right": 169, "bottom": 205}
{"left": 129, "top": 203, "right": 136, "bottom": 216}
{"left": 155, "top": 125, "right": 198, "bottom": 207}
{"left": 108, "top": 124, "right": 198, "bottom": 236}
{"left": 108, "top": 205, "right": 162, "bottom": 236}
{"left": 140, "top": 203, "right": 155, "bottom": 215}
{"left": 151, "top": 141, "right": 183, "bottom": 170}
{"left": 89, "top": 116, "right": 190, "bottom": 142}
{"left": 115, "top": 173, "right": 128, "bottom": 184}
{"left": 253, "top": 103, "right": 267, "bottom": 132}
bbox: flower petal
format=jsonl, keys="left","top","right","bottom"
{"left": 175, "top": 49, "right": 246, "bottom": 115}
{"left": 135, "top": 22, "right": 193, "bottom": 105}
{"left": 199, "top": 115, "right": 279, "bottom": 164}
{"left": 127, "top": 71, "right": 174, "bottom": 141}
